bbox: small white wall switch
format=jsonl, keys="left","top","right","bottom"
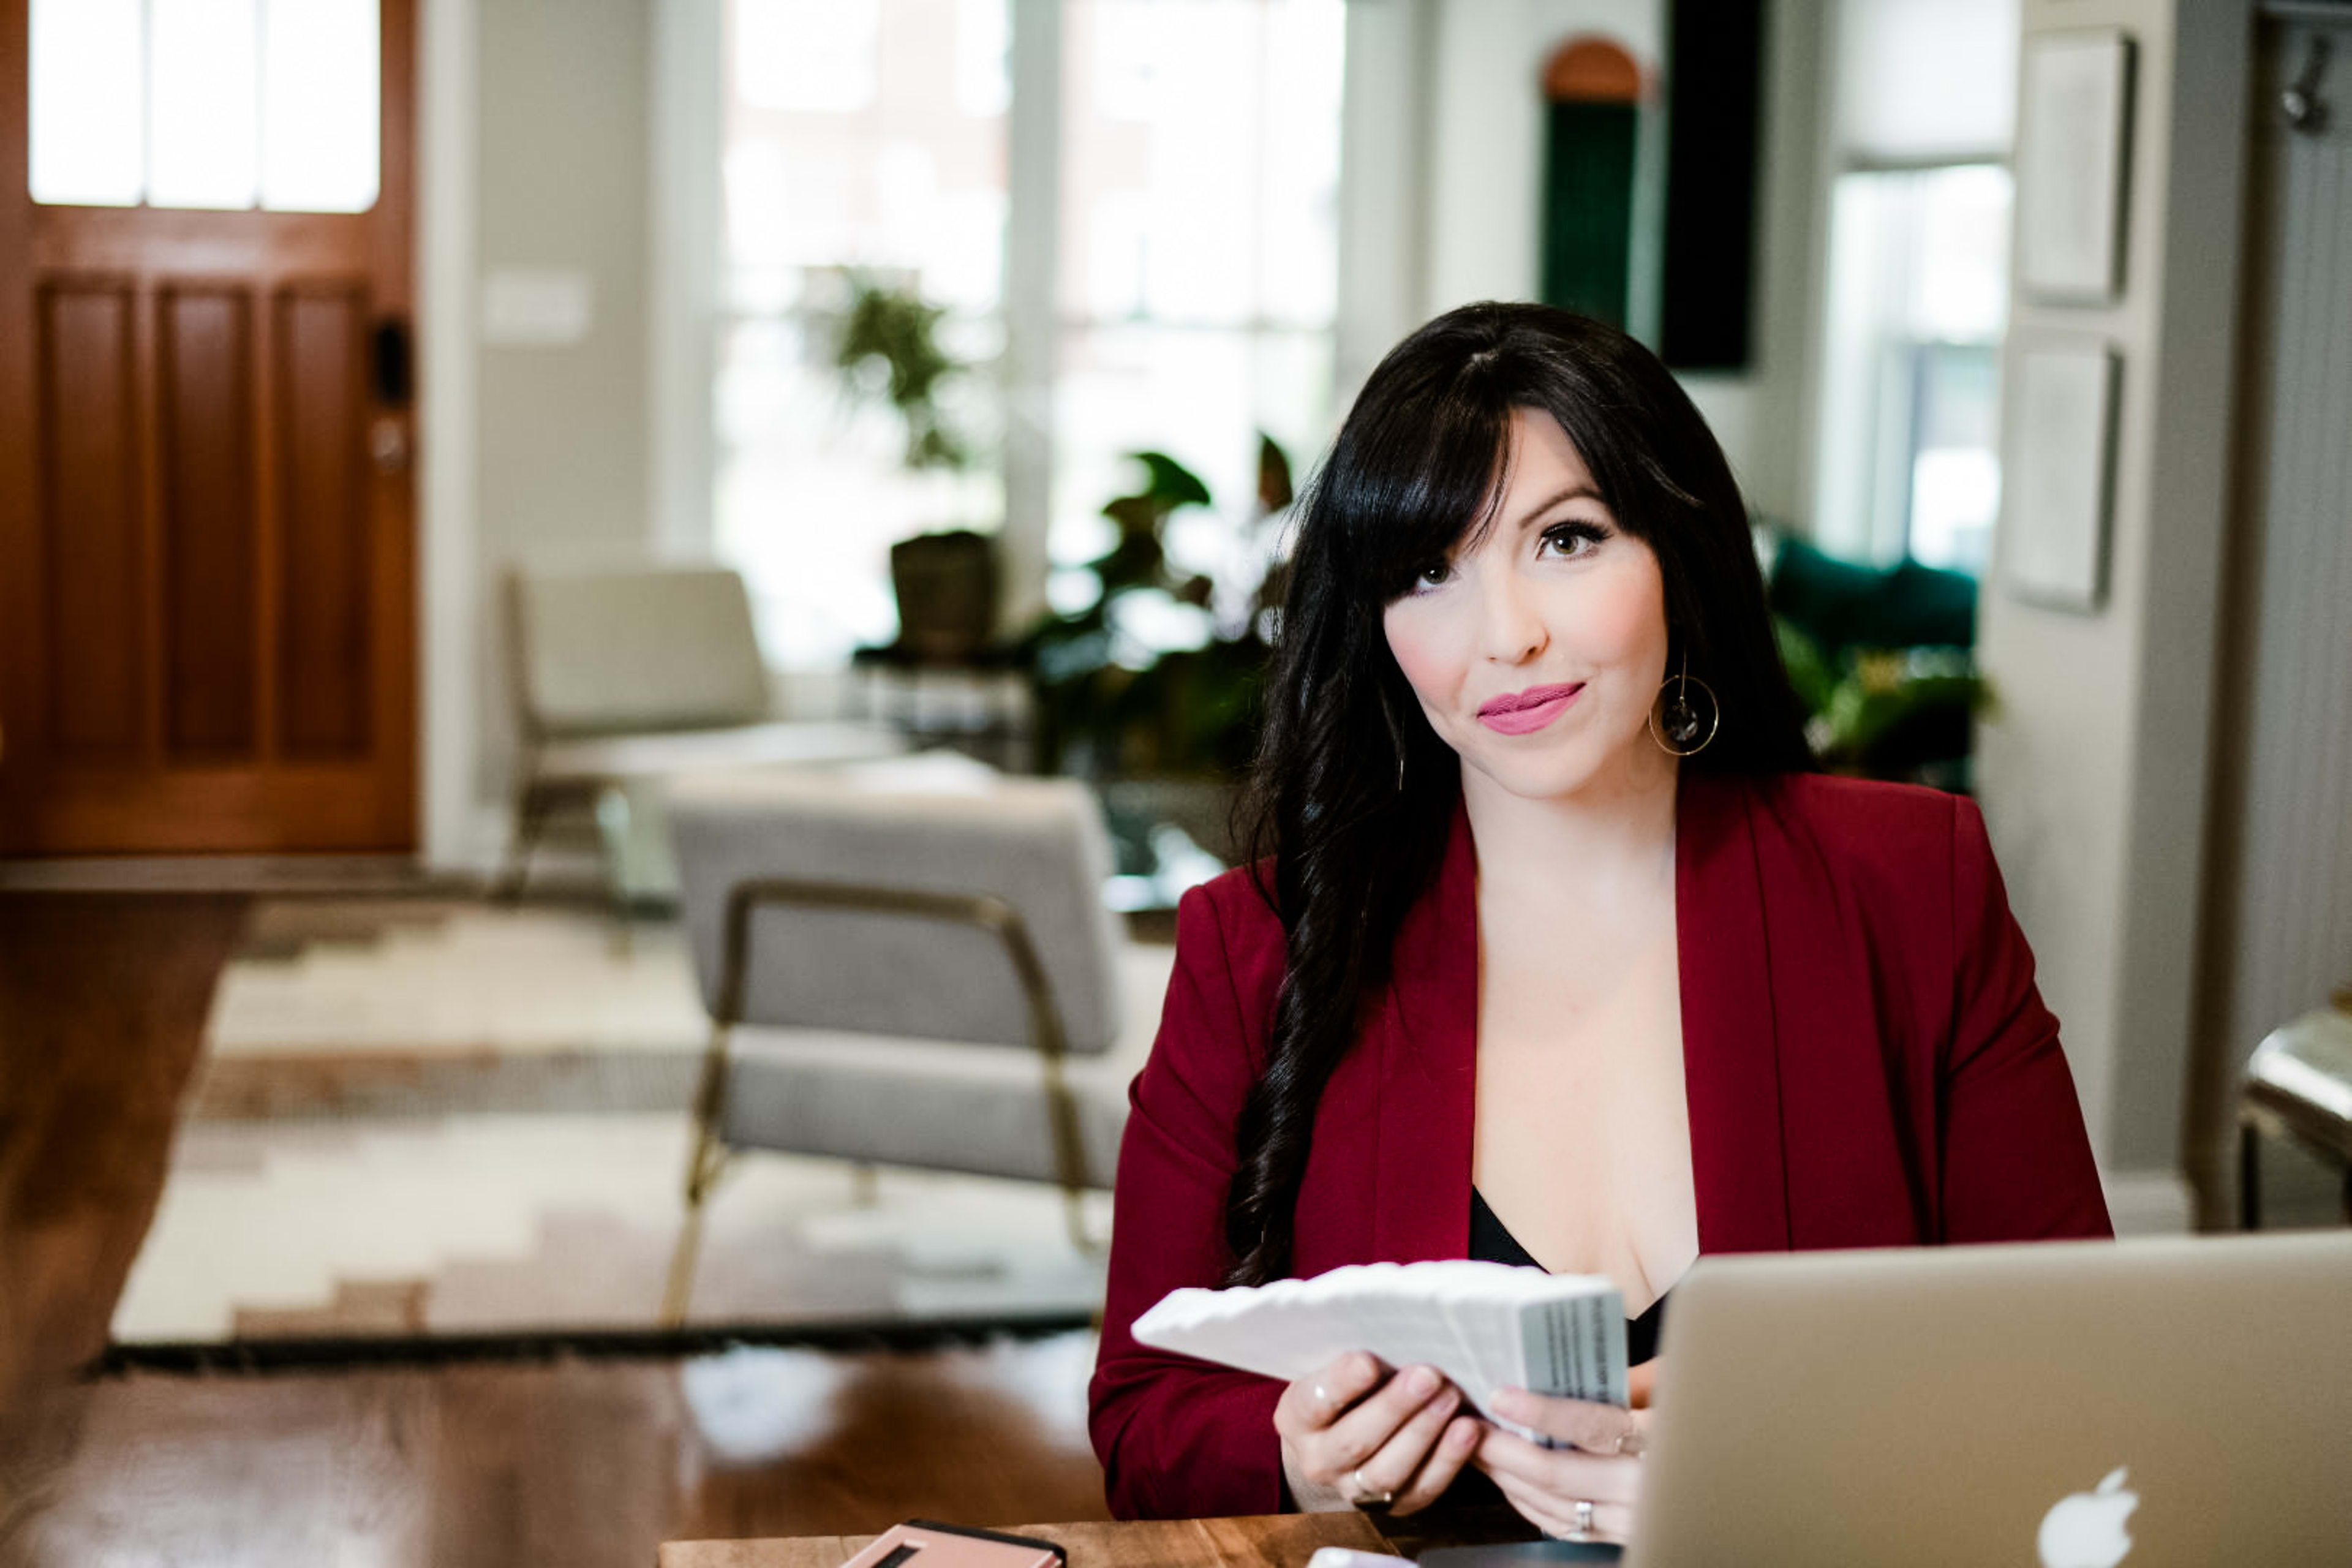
{"left": 480, "top": 266, "right": 596, "bottom": 346}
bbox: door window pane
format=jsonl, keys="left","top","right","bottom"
{"left": 27, "top": 0, "right": 379, "bottom": 214}
{"left": 149, "top": 0, "right": 263, "bottom": 211}
{"left": 262, "top": 0, "right": 383, "bottom": 213}
{"left": 29, "top": 0, "right": 145, "bottom": 207}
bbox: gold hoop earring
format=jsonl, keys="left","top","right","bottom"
{"left": 1648, "top": 650, "right": 1720, "bottom": 758}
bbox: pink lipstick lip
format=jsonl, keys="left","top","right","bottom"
{"left": 1476, "top": 682, "right": 1585, "bottom": 735}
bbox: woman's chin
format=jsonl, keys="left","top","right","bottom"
{"left": 1460, "top": 746, "right": 1610, "bottom": 804}
{"left": 1455, "top": 728, "right": 1665, "bottom": 805}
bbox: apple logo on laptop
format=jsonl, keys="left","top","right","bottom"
{"left": 2037, "top": 1467, "right": 2139, "bottom": 1568}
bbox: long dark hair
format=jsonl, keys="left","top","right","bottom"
{"left": 1221, "top": 302, "right": 1811, "bottom": 1286}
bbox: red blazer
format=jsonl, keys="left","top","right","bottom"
{"left": 1087, "top": 772, "right": 2112, "bottom": 1520}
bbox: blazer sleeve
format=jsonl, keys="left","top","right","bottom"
{"left": 1938, "top": 796, "right": 2114, "bottom": 1243}
{"left": 1087, "top": 880, "right": 1287, "bottom": 1520}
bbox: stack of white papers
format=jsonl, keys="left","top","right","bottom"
{"left": 1133, "top": 1260, "right": 1628, "bottom": 1441}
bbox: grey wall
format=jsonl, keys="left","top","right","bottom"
{"left": 473, "top": 0, "right": 655, "bottom": 798}
{"left": 1974, "top": 0, "right": 2253, "bottom": 1213}
{"left": 2186, "top": 11, "right": 2352, "bottom": 1220}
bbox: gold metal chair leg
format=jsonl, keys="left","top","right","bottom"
{"left": 664, "top": 1020, "right": 738, "bottom": 1329}
{"left": 662, "top": 1127, "right": 731, "bottom": 1329}
{"left": 497, "top": 783, "right": 549, "bottom": 904}
{"left": 1061, "top": 1184, "right": 1102, "bottom": 1254}
{"left": 661, "top": 1175, "right": 711, "bottom": 1329}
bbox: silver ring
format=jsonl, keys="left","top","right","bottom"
{"left": 1349, "top": 1467, "right": 1396, "bottom": 1510}
{"left": 1570, "top": 1499, "right": 1596, "bottom": 1539}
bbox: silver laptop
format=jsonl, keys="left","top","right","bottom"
{"left": 1630, "top": 1231, "right": 2352, "bottom": 1566}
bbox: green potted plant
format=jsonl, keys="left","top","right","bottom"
{"left": 1019, "top": 439, "right": 1294, "bottom": 861}
{"left": 1774, "top": 618, "right": 1992, "bottom": 790}
{"left": 832, "top": 275, "right": 1011, "bottom": 665}
{"left": 834, "top": 273, "right": 968, "bottom": 472}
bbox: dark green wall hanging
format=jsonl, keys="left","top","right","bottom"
{"left": 1539, "top": 37, "right": 1643, "bottom": 329}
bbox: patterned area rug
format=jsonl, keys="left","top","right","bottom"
{"left": 112, "top": 900, "right": 1116, "bottom": 1355}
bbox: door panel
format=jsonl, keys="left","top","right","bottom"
{"left": 0, "top": 0, "right": 415, "bottom": 854}
{"left": 159, "top": 284, "right": 260, "bottom": 758}
{"left": 36, "top": 281, "right": 143, "bottom": 761}
{"left": 276, "top": 284, "right": 372, "bottom": 760}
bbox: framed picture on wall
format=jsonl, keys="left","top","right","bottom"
{"left": 2001, "top": 341, "right": 2120, "bottom": 612}
{"left": 2018, "top": 30, "right": 2135, "bottom": 303}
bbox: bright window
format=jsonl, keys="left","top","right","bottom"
{"left": 714, "top": 0, "right": 1346, "bottom": 668}
{"left": 1813, "top": 164, "right": 2011, "bottom": 574}
{"left": 1810, "top": 0, "right": 2018, "bottom": 576}
{"left": 717, "top": 0, "right": 1010, "bottom": 667}
{"left": 28, "top": 0, "right": 380, "bottom": 213}
{"left": 1052, "top": 0, "right": 1344, "bottom": 627}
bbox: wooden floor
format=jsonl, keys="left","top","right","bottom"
{"left": 0, "top": 894, "right": 1109, "bottom": 1568}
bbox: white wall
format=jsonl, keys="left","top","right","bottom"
{"left": 420, "top": 0, "right": 480, "bottom": 870}
{"left": 1974, "top": 0, "right": 2253, "bottom": 1200}
{"left": 1337, "top": 0, "right": 1823, "bottom": 522}
{"left": 420, "top": 0, "right": 662, "bottom": 869}
{"left": 473, "top": 0, "right": 657, "bottom": 805}
{"left": 1421, "top": 0, "right": 1660, "bottom": 314}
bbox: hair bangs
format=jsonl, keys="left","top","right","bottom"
{"left": 1321, "top": 360, "right": 1517, "bottom": 605}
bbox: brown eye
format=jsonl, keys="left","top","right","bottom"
{"left": 1415, "top": 561, "right": 1452, "bottom": 589}
{"left": 1540, "top": 522, "right": 1605, "bottom": 557}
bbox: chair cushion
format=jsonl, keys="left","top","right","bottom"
{"left": 718, "top": 943, "right": 1176, "bottom": 1188}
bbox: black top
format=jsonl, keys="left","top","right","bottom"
{"left": 1469, "top": 1188, "right": 1670, "bottom": 1367}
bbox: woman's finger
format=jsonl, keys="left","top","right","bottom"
{"left": 1627, "top": 1363, "right": 1658, "bottom": 1411}
{"left": 1487, "top": 1471, "right": 1635, "bottom": 1543}
{"left": 1472, "top": 1425, "right": 1642, "bottom": 1506}
{"left": 1345, "top": 1383, "right": 1463, "bottom": 1503}
{"left": 1389, "top": 1414, "right": 1483, "bottom": 1516}
{"left": 1310, "top": 1363, "right": 1452, "bottom": 1478}
{"left": 1274, "top": 1351, "right": 1388, "bottom": 1441}
{"left": 1489, "top": 1385, "right": 1643, "bottom": 1455}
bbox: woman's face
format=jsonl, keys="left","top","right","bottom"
{"left": 1381, "top": 406, "right": 1672, "bottom": 803}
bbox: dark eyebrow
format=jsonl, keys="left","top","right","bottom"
{"left": 1509, "top": 483, "right": 1608, "bottom": 528}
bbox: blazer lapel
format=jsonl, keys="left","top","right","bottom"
{"left": 1373, "top": 802, "right": 1480, "bottom": 1264}
{"left": 1368, "top": 780, "right": 1792, "bottom": 1264}
{"left": 1677, "top": 773, "right": 1793, "bottom": 1254}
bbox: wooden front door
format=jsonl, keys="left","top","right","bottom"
{"left": 0, "top": 0, "right": 416, "bottom": 855}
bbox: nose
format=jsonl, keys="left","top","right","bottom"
{"left": 1479, "top": 567, "right": 1547, "bottom": 665}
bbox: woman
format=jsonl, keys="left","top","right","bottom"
{"left": 1087, "top": 303, "right": 2110, "bottom": 1539}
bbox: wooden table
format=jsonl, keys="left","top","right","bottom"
{"left": 658, "top": 1513, "right": 1392, "bottom": 1568}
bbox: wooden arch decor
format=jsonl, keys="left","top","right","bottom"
{"left": 1544, "top": 37, "right": 1642, "bottom": 105}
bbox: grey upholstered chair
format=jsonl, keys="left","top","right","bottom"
{"left": 659, "top": 761, "right": 1175, "bottom": 1324}
{"left": 501, "top": 560, "right": 905, "bottom": 900}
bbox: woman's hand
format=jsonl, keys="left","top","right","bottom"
{"left": 1274, "top": 1351, "right": 1482, "bottom": 1515}
{"left": 1472, "top": 1384, "right": 1653, "bottom": 1542}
